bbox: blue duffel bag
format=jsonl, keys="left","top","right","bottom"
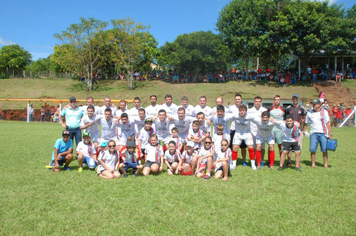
{"left": 326, "top": 138, "right": 337, "bottom": 151}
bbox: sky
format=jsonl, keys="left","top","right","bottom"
{"left": 0, "top": 0, "right": 354, "bottom": 60}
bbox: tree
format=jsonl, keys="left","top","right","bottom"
{"left": 53, "top": 17, "right": 108, "bottom": 91}
{"left": 108, "top": 18, "right": 158, "bottom": 90}
{"left": 0, "top": 44, "right": 31, "bottom": 77}
{"left": 217, "top": 0, "right": 263, "bottom": 79}
{"left": 158, "top": 31, "right": 230, "bottom": 81}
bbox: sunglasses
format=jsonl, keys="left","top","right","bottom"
{"left": 221, "top": 144, "right": 228, "bottom": 146}
{"left": 108, "top": 145, "right": 116, "bottom": 148}
{"left": 205, "top": 142, "right": 211, "bottom": 144}
{"left": 71, "top": 101, "right": 77, "bottom": 103}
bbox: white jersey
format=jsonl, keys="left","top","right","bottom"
{"left": 198, "top": 145, "right": 215, "bottom": 157}
{"left": 195, "top": 105, "right": 212, "bottom": 117}
{"left": 248, "top": 106, "right": 267, "bottom": 135}
{"left": 100, "top": 117, "right": 117, "bottom": 141}
{"left": 209, "top": 113, "right": 235, "bottom": 136}
{"left": 98, "top": 149, "right": 119, "bottom": 170}
{"left": 164, "top": 150, "right": 181, "bottom": 163}
{"left": 123, "top": 150, "right": 138, "bottom": 163}
{"left": 115, "top": 109, "right": 129, "bottom": 118}
{"left": 186, "top": 129, "right": 206, "bottom": 149}
{"left": 171, "top": 115, "right": 195, "bottom": 138}
{"left": 181, "top": 151, "right": 194, "bottom": 164}
{"left": 164, "top": 135, "right": 185, "bottom": 150}
{"left": 161, "top": 103, "right": 178, "bottom": 116}
{"left": 131, "top": 116, "right": 146, "bottom": 136}
{"left": 305, "top": 108, "right": 330, "bottom": 135}
{"left": 145, "top": 105, "right": 161, "bottom": 118}
{"left": 145, "top": 144, "right": 164, "bottom": 163}
{"left": 80, "top": 114, "right": 101, "bottom": 139}
{"left": 214, "top": 148, "right": 232, "bottom": 168}
{"left": 129, "top": 107, "right": 143, "bottom": 118}
{"left": 116, "top": 120, "right": 135, "bottom": 139}
{"left": 100, "top": 105, "right": 117, "bottom": 116}
{"left": 228, "top": 104, "right": 240, "bottom": 130}
{"left": 153, "top": 118, "right": 171, "bottom": 140}
{"left": 178, "top": 105, "right": 196, "bottom": 117}
{"left": 76, "top": 141, "right": 97, "bottom": 157}
{"left": 233, "top": 113, "right": 254, "bottom": 134}
{"left": 211, "top": 106, "right": 229, "bottom": 113}
{"left": 252, "top": 119, "right": 278, "bottom": 139}
{"left": 191, "top": 120, "right": 210, "bottom": 134}
{"left": 277, "top": 122, "right": 300, "bottom": 142}
{"left": 81, "top": 105, "right": 101, "bottom": 115}
{"left": 137, "top": 127, "right": 155, "bottom": 148}
{"left": 212, "top": 133, "right": 230, "bottom": 152}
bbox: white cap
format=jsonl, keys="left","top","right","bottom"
{"left": 186, "top": 141, "right": 194, "bottom": 148}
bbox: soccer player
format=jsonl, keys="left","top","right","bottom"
{"left": 119, "top": 140, "right": 142, "bottom": 178}
{"left": 153, "top": 109, "right": 172, "bottom": 144}
{"left": 81, "top": 96, "right": 100, "bottom": 115}
{"left": 99, "top": 108, "right": 119, "bottom": 145}
{"left": 195, "top": 112, "right": 211, "bottom": 136}
{"left": 129, "top": 97, "right": 143, "bottom": 118}
{"left": 195, "top": 136, "right": 215, "bottom": 180}
{"left": 115, "top": 100, "right": 129, "bottom": 117}
{"left": 99, "top": 96, "right": 117, "bottom": 115}
{"left": 213, "top": 139, "right": 231, "bottom": 181}
{"left": 276, "top": 115, "right": 302, "bottom": 172}
{"left": 161, "top": 94, "right": 178, "bottom": 116}
{"left": 50, "top": 130, "right": 74, "bottom": 172}
{"left": 142, "top": 134, "right": 164, "bottom": 176}
{"left": 171, "top": 108, "right": 195, "bottom": 139}
{"left": 137, "top": 118, "right": 156, "bottom": 159}
{"left": 164, "top": 141, "right": 181, "bottom": 175}
{"left": 186, "top": 120, "right": 206, "bottom": 150}
{"left": 268, "top": 95, "right": 286, "bottom": 157}
{"left": 232, "top": 104, "right": 256, "bottom": 170}
{"left": 76, "top": 132, "right": 97, "bottom": 172}
{"left": 212, "top": 124, "right": 229, "bottom": 159}
{"left": 96, "top": 140, "right": 121, "bottom": 179}
{"left": 209, "top": 105, "right": 235, "bottom": 139}
{"left": 303, "top": 99, "right": 332, "bottom": 168}
{"left": 178, "top": 96, "right": 196, "bottom": 117}
{"left": 195, "top": 96, "right": 212, "bottom": 117}
{"left": 178, "top": 141, "right": 196, "bottom": 175}
{"left": 80, "top": 105, "right": 101, "bottom": 149}
{"left": 146, "top": 95, "right": 161, "bottom": 118}
{"left": 116, "top": 113, "right": 135, "bottom": 151}
{"left": 164, "top": 127, "right": 184, "bottom": 152}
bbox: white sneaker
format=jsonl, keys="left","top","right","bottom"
{"left": 252, "top": 165, "right": 257, "bottom": 170}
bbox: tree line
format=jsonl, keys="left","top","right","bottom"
{"left": 0, "top": 0, "right": 355, "bottom": 90}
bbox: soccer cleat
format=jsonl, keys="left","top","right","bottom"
{"left": 243, "top": 161, "right": 248, "bottom": 167}
{"left": 269, "top": 166, "right": 274, "bottom": 170}
{"left": 63, "top": 166, "right": 71, "bottom": 171}
{"left": 123, "top": 174, "right": 128, "bottom": 178}
{"left": 252, "top": 165, "right": 257, "bottom": 170}
{"left": 296, "top": 167, "right": 302, "bottom": 173}
{"left": 78, "top": 167, "right": 83, "bottom": 173}
{"left": 261, "top": 161, "right": 265, "bottom": 167}
{"left": 257, "top": 166, "right": 261, "bottom": 170}
{"left": 203, "top": 175, "right": 211, "bottom": 180}
{"left": 277, "top": 167, "right": 283, "bottom": 172}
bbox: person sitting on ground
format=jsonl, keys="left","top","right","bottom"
{"left": 213, "top": 139, "right": 231, "bottom": 181}
{"left": 76, "top": 132, "right": 97, "bottom": 172}
{"left": 195, "top": 136, "right": 215, "bottom": 180}
{"left": 164, "top": 141, "right": 181, "bottom": 175}
{"left": 119, "top": 140, "right": 143, "bottom": 178}
{"left": 177, "top": 141, "right": 196, "bottom": 176}
{"left": 50, "top": 130, "right": 74, "bottom": 172}
{"left": 96, "top": 140, "right": 121, "bottom": 179}
{"left": 142, "top": 134, "right": 164, "bottom": 176}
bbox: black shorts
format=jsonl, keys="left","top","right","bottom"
{"left": 240, "top": 140, "right": 247, "bottom": 148}
{"left": 282, "top": 142, "right": 300, "bottom": 151}
{"left": 144, "top": 160, "right": 159, "bottom": 168}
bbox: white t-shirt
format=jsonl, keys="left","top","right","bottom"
{"left": 164, "top": 150, "right": 181, "bottom": 163}
{"left": 209, "top": 113, "right": 235, "bottom": 136}
{"left": 129, "top": 107, "right": 143, "bottom": 118}
{"left": 145, "top": 105, "right": 161, "bottom": 118}
{"left": 178, "top": 105, "right": 196, "bottom": 117}
{"left": 181, "top": 151, "right": 194, "bottom": 164}
{"left": 228, "top": 104, "right": 240, "bottom": 130}
{"left": 195, "top": 105, "right": 212, "bottom": 117}
{"left": 154, "top": 117, "right": 171, "bottom": 140}
{"left": 305, "top": 108, "right": 330, "bottom": 135}
{"left": 233, "top": 113, "right": 254, "bottom": 134}
{"left": 171, "top": 115, "right": 196, "bottom": 138}
{"left": 115, "top": 109, "right": 129, "bottom": 118}
{"left": 81, "top": 105, "right": 101, "bottom": 115}
{"left": 137, "top": 127, "right": 155, "bottom": 148}
{"left": 80, "top": 114, "right": 102, "bottom": 139}
{"left": 99, "top": 117, "right": 117, "bottom": 141}
{"left": 131, "top": 116, "right": 146, "bottom": 136}
{"left": 98, "top": 150, "right": 119, "bottom": 170}
{"left": 145, "top": 144, "right": 163, "bottom": 163}
{"left": 76, "top": 141, "right": 97, "bottom": 157}
{"left": 186, "top": 128, "right": 206, "bottom": 149}
{"left": 248, "top": 106, "right": 267, "bottom": 136}
{"left": 214, "top": 148, "right": 232, "bottom": 168}
{"left": 161, "top": 103, "right": 178, "bottom": 116}
{"left": 100, "top": 105, "right": 117, "bottom": 116}
{"left": 116, "top": 120, "right": 135, "bottom": 139}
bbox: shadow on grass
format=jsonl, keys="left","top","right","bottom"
{"left": 302, "top": 160, "right": 332, "bottom": 168}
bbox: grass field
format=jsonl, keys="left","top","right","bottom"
{"left": 0, "top": 78, "right": 323, "bottom": 109}
{"left": 1, "top": 121, "right": 356, "bottom": 235}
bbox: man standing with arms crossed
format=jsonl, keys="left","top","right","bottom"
{"left": 303, "top": 99, "right": 332, "bottom": 168}
{"left": 59, "top": 96, "right": 84, "bottom": 146}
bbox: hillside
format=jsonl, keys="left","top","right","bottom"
{"left": 0, "top": 78, "right": 355, "bottom": 109}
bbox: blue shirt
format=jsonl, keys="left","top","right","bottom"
{"left": 51, "top": 138, "right": 73, "bottom": 160}
{"left": 61, "top": 106, "right": 84, "bottom": 129}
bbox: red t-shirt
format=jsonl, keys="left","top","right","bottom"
{"left": 345, "top": 109, "right": 353, "bottom": 117}
{"left": 335, "top": 110, "right": 343, "bottom": 119}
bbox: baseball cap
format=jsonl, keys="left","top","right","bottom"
{"left": 99, "top": 141, "right": 108, "bottom": 147}
{"left": 145, "top": 118, "right": 153, "bottom": 124}
{"left": 69, "top": 96, "right": 76, "bottom": 102}
{"left": 312, "top": 99, "right": 321, "bottom": 104}
{"left": 127, "top": 141, "right": 136, "bottom": 148}
{"left": 186, "top": 141, "right": 194, "bottom": 148}
{"left": 292, "top": 94, "right": 299, "bottom": 98}
{"left": 62, "top": 130, "right": 70, "bottom": 136}
{"left": 83, "top": 132, "right": 90, "bottom": 137}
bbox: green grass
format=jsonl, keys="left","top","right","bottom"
{"left": 1, "top": 121, "right": 356, "bottom": 235}
{"left": 0, "top": 78, "right": 330, "bottom": 109}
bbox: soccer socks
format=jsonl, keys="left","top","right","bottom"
{"left": 256, "top": 150, "right": 261, "bottom": 166}
{"left": 248, "top": 148, "right": 255, "bottom": 160}
{"left": 269, "top": 150, "right": 275, "bottom": 167}
{"left": 232, "top": 151, "right": 238, "bottom": 161}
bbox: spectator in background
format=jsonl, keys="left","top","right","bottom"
{"left": 29, "top": 104, "right": 34, "bottom": 122}
{"left": 40, "top": 106, "right": 45, "bottom": 122}
{"left": 344, "top": 106, "right": 354, "bottom": 127}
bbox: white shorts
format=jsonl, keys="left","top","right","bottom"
{"left": 256, "top": 135, "right": 275, "bottom": 146}
{"left": 233, "top": 132, "right": 254, "bottom": 146}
